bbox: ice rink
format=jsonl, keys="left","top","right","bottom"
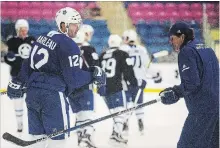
{"left": 1, "top": 63, "right": 188, "bottom": 148}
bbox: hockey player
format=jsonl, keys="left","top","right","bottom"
{"left": 80, "top": 24, "right": 94, "bottom": 46}
{"left": 4, "top": 19, "right": 35, "bottom": 132}
{"left": 98, "top": 34, "right": 146, "bottom": 147}
{"left": 71, "top": 29, "right": 99, "bottom": 148}
{"left": 120, "top": 29, "right": 152, "bottom": 135}
{"left": 159, "top": 22, "right": 219, "bottom": 148}
{"left": 6, "top": 7, "right": 106, "bottom": 148}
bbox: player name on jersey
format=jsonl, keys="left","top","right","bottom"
{"left": 36, "top": 36, "right": 57, "bottom": 50}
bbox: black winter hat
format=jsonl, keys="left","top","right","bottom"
{"left": 169, "top": 22, "right": 191, "bottom": 37}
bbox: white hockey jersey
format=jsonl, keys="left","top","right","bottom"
{"left": 120, "top": 44, "right": 151, "bottom": 85}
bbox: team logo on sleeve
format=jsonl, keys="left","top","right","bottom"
{"left": 182, "top": 64, "right": 190, "bottom": 72}
{"left": 18, "top": 43, "right": 32, "bottom": 59}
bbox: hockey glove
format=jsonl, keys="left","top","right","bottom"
{"left": 7, "top": 78, "right": 25, "bottom": 99}
{"left": 152, "top": 72, "right": 162, "bottom": 83}
{"left": 6, "top": 51, "right": 16, "bottom": 62}
{"left": 90, "top": 66, "right": 106, "bottom": 86}
{"left": 159, "top": 85, "right": 182, "bottom": 105}
{"left": 97, "top": 85, "right": 106, "bottom": 96}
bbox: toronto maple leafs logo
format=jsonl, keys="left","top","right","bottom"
{"left": 63, "top": 10, "right": 67, "bottom": 15}
{"left": 18, "top": 43, "right": 32, "bottom": 59}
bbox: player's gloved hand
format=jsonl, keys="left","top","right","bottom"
{"left": 159, "top": 85, "right": 182, "bottom": 105}
{"left": 6, "top": 51, "right": 16, "bottom": 61}
{"left": 7, "top": 78, "right": 25, "bottom": 99}
{"left": 152, "top": 72, "right": 162, "bottom": 83}
{"left": 90, "top": 66, "right": 106, "bottom": 86}
{"left": 97, "top": 85, "right": 106, "bottom": 96}
{"left": 139, "top": 79, "right": 147, "bottom": 89}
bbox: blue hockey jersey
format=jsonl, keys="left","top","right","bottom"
{"left": 177, "top": 40, "right": 219, "bottom": 113}
{"left": 17, "top": 31, "right": 93, "bottom": 94}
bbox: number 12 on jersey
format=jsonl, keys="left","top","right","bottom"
{"left": 68, "top": 55, "right": 80, "bottom": 67}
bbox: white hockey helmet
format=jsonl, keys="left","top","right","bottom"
{"left": 108, "top": 34, "right": 122, "bottom": 48}
{"left": 122, "top": 29, "right": 137, "bottom": 43}
{"left": 15, "top": 19, "right": 29, "bottom": 31}
{"left": 80, "top": 24, "right": 94, "bottom": 42}
{"left": 81, "top": 24, "right": 94, "bottom": 34}
{"left": 73, "top": 30, "right": 85, "bottom": 44}
{"left": 55, "top": 7, "right": 82, "bottom": 34}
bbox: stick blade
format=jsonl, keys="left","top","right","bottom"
{"left": 153, "top": 50, "right": 169, "bottom": 58}
{"left": 3, "top": 132, "right": 36, "bottom": 147}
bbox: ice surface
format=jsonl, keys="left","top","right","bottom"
{"left": 1, "top": 63, "right": 188, "bottom": 148}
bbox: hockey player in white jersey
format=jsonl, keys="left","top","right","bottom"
{"left": 120, "top": 29, "right": 151, "bottom": 135}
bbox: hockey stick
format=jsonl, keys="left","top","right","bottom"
{"left": 2, "top": 97, "right": 161, "bottom": 147}
{"left": 143, "top": 50, "right": 168, "bottom": 81}
{"left": 148, "top": 50, "right": 169, "bottom": 68}
{"left": 124, "top": 88, "right": 142, "bottom": 123}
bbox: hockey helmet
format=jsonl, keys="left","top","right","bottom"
{"left": 55, "top": 7, "right": 82, "bottom": 34}
{"left": 15, "top": 19, "right": 29, "bottom": 31}
{"left": 108, "top": 34, "right": 122, "bottom": 48}
{"left": 122, "top": 29, "right": 137, "bottom": 43}
{"left": 80, "top": 24, "right": 94, "bottom": 42}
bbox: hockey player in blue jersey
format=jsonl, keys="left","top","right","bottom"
{"left": 159, "top": 22, "right": 219, "bottom": 148}
{"left": 6, "top": 7, "right": 106, "bottom": 148}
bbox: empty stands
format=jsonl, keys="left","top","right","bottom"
{"left": 1, "top": 1, "right": 110, "bottom": 54}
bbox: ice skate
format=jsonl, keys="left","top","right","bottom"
{"left": 122, "top": 121, "right": 129, "bottom": 137}
{"left": 109, "top": 131, "right": 128, "bottom": 148}
{"left": 138, "top": 119, "right": 144, "bottom": 135}
{"left": 17, "top": 123, "right": 23, "bottom": 133}
{"left": 78, "top": 134, "right": 97, "bottom": 148}
{"left": 77, "top": 131, "right": 83, "bottom": 145}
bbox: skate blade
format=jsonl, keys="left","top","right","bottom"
{"left": 108, "top": 139, "right": 127, "bottom": 148}
{"left": 78, "top": 145, "right": 95, "bottom": 148}
{"left": 78, "top": 143, "right": 96, "bottom": 148}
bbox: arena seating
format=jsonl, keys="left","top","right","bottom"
{"left": 126, "top": 2, "right": 219, "bottom": 24}
{"left": 125, "top": 2, "right": 219, "bottom": 54}
{"left": 1, "top": 1, "right": 110, "bottom": 54}
{"left": 1, "top": 2, "right": 219, "bottom": 55}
